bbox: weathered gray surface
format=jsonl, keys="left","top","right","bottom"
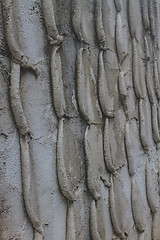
{"left": 0, "top": 0, "right": 160, "bottom": 239}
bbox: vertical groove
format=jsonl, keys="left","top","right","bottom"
{"left": 71, "top": 0, "right": 82, "bottom": 41}
{"left": 98, "top": 51, "right": 114, "bottom": 118}
{"left": 90, "top": 200, "right": 102, "bottom": 240}
{"left": 51, "top": 45, "right": 65, "bottom": 118}
{"left": 132, "top": 38, "right": 142, "bottom": 99}
{"left": 66, "top": 202, "right": 76, "bottom": 240}
{"left": 95, "top": 0, "right": 106, "bottom": 50}
{"left": 124, "top": 122, "right": 135, "bottom": 176}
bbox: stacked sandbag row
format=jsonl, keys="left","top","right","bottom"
{"left": 2, "top": 1, "right": 44, "bottom": 239}
{"left": 128, "top": 0, "right": 160, "bottom": 239}
{"left": 73, "top": 0, "right": 130, "bottom": 239}
{"left": 42, "top": 0, "right": 80, "bottom": 239}
{"left": 72, "top": 0, "right": 108, "bottom": 238}
{"left": 72, "top": 0, "right": 160, "bottom": 239}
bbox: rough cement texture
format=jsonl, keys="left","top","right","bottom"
{"left": 0, "top": 0, "right": 160, "bottom": 239}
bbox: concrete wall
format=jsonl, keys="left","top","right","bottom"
{"left": 0, "top": 0, "right": 160, "bottom": 239}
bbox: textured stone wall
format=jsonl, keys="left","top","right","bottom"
{"left": 0, "top": 0, "right": 160, "bottom": 239}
